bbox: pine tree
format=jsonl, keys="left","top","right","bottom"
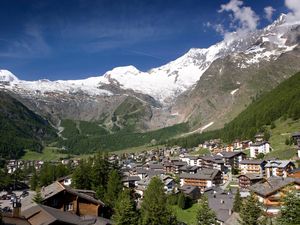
{"left": 33, "top": 190, "right": 44, "bottom": 204}
{"left": 72, "top": 160, "right": 92, "bottom": 189}
{"left": 239, "top": 193, "right": 262, "bottom": 225}
{"left": 233, "top": 189, "right": 242, "bottom": 212}
{"left": 140, "top": 177, "right": 172, "bottom": 225}
{"left": 177, "top": 192, "right": 186, "bottom": 209}
{"left": 196, "top": 195, "right": 217, "bottom": 225}
{"left": 112, "top": 189, "right": 138, "bottom": 225}
{"left": 277, "top": 191, "right": 300, "bottom": 225}
{"left": 104, "top": 169, "right": 123, "bottom": 208}
{"left": 30, "top": 169, "right": 39, "bottom": 191}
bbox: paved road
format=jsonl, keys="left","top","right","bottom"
{"left": 0, "top": 190, "right": 36, "bottom": 212}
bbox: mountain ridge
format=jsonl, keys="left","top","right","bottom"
{"left": 1, "top": 14, "right": 300, "bottom": 133}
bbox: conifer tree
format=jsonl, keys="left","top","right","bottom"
{"left": 30, "top": 169, "right": 39, "bottom": 191}
{"left": 233, "top": 189, "right": 242, "bottom": 212}
{"left": 33, "top": 189, "right": 44, "bottom": 204}
{"left": 140, "top": 177, "right": 172, "bottom": 225}
{"left": 177, "top": 192, "right": 186, "bottom": 209}
{"left": 196, "top": 195, "right": 217, "bottom": 225}
{"left": 112, "top": 189, "right": 138, "bottom": 225}
{"left": 104, "top": 169, "right": 123, "bottom": 208}
{"left": 239, "top": 193, "right": 262, "bottom": 225}
{"left": 277, "top": 191, "right": 300, "bottom": 225}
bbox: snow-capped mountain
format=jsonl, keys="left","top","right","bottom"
{"left": 1, "top": 14, "right": 300, "bottom": 131}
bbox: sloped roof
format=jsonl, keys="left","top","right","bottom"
{"left": 180, "top": 168, "right": 220, "bottom": 180}
{"left": 249, "top": 177, "right": 300, "bottom": 197}
{"left": 41, "top": 182, "right": 105, "bottom": 206}
{"left": 23, "top": 204, "right": 85, "bottom": 225}
{"left": 240, "top": 160, "right": 266, "bottom": 165}
{"left": 265, "top": 160, "right": 294, "bottom": 168}
{"left": 238, "top": 174, "right": 263, "bottom": 180}
{"left": 217, "top": 151, "right": 245, "bottom": 158}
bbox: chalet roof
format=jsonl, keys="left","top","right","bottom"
{"left": 217, "top": 151, "right": 246, "bottom": 158}
{"left": 148, "top": 163, "right": 164, "bottom": 170}
{"left": 64, "top": 186, "right": 105, "bottom": 206}
{"left": 238, "top": 174, "right": 263, "bottom": 181}
{"left": 250, "top": 141, "right": 269, "bottom": 147}
{"left": 135, "top": 167, "right": 148, "bottom": 174}
{"left": 207, "top": 191, "right": 234, "bottom": 222}
{"left": 185, "top": 155, "right": 199, "bottom": 160}
{"left": 23, "top": 204, "right": 86, "bottom": 225}
{"left": 265, "top": 160, "right": 294, "bottom": 168}
{"left": 179, "top": 165, "right": 199, "bottom": 171}
{"left": 173, "top": 161, "right": 187, "bottom": 167}
{"left": 249, "top": 177, "right": 300, "bottom": 197}
{"left": 200, "top": 156, "right": 224, "bottom": 164}
{"left": 239, "top": 160, "right": 266, "bottom": 165}
{"left": 41, "top": 182, "right": 105, "bottom": 206}
{"left": 180, "top": 168, "right": 220, "bottom": 180}
{"left": 179, "top": 185, "right": 200, "bottom": 195}
{"left": 122, "top": 176, "right": 141, "bottom": 182}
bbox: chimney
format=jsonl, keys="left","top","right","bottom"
{"left": 229, "top": 209, "right": 232, "bottom": 215}
{"left": 12, "top": 198, "right": 21, "bottom": 217}
{"left": 220, "top": 199, "right": 224, "bottom": 204}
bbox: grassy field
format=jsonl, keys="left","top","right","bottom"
{"left": 266, "top": 118, "right": 300, "bottom": 160}
{"left": 22, "top": 147, "right": 69, "bottom": 161}
{"left": 169, "top": 204, "right": 199, "bottom": 225}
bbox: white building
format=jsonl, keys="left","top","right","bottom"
{"left": 249, "top": 141, "right": 270, "bottom": 158}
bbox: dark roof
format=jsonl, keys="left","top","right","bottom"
{"left": 200, "top": 156, "right": 224, "bottom": 164}
{"left": 265, "top": 160, "right": 295, "bottom": 168}
{"left": 250, "top": 141, "right": 269, "bottom": 147}
{"left": 41, "top": 182, "right": 105, "bottom": 206}
{"left": 180, "top": 168, "right": 220, "bottom": 180}
{"left": 217, "top": 151, "right": 246, "bottom": 158}
{"left": 65, "top": 186, "right": 105, "bottom": 206}
{"left": 238, "top": 174, "right": 263, "bottom": 181}
{"left": 249, "top": 177, "right": 300, "bottom": 197}
{"left": 179, "top": 165, "right": 199, "bottom": 171}
{"left": 173, "top": 161, "right": 187, "bottom": 167}
{"left": 179, "top": 185, "right": 200, "bottom": 195}
{"left": 207, "top": 191, "right": 234, "bottom": 222}
{"left": 23, "top": 204, "right": 85, "bottom": 225}
{"left": 122, "top": 176, "right": 141, "bottom": 182}
{"left": 239, "top": 160, "right": 266, "bottom": 165}
{"left": 149, "top": 163, "right": 164, "bottom": 170}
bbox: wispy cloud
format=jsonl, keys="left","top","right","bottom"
{"left": 218, "top": 0, "right": 259, "bottom": 42}
{"left": 0, "top": 24, "right": 51, "bottom": 58}
{"left": 285, "top": 0, "right": 300, "bottom": 22}
{"left": 264, "top": 6, "right": 276, "bottom": 22}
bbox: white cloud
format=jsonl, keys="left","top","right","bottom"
{"left": 219, "top": 0, "right": 259, "bottom": 31}
{"left": 216, "top": 0, "right": 259, "bottom": 42}
{"left": 285, "top": 0, "right": 300, "bottom": 22}
{"left": 264, "top": 6, "right": 276, "bottom": 22}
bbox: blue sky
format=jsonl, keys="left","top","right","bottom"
{"left": 0, "top": 0, "right": 292, "bottom": 80}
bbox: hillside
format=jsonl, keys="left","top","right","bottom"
{"left": 0, "top": 91, "right": 57, "bottom": 159}
{"left": 167, "top": 71, "right": 300, "bottom": 149}
{"left": 57, "top": 119, "right": 189, "bottom": 154}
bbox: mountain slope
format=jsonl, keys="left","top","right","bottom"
{"left": 0, "top": 91, "right": 57, "bottom": 159}
{"left": 0, "top": 14, "right": 299, "bottom": 133}
{"left": 167, "top": 71, "right": 300, "bottom": 147}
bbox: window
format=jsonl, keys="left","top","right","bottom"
{"left": 64, "top": 203, "right": 73, "bottom": 211}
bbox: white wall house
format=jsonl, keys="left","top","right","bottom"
{"left": 250, "top": 142, "right": 270, "bottom": 158}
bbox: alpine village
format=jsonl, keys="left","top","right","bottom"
{"left": 1, "top": 1, "right": 300, "bottom": 225}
